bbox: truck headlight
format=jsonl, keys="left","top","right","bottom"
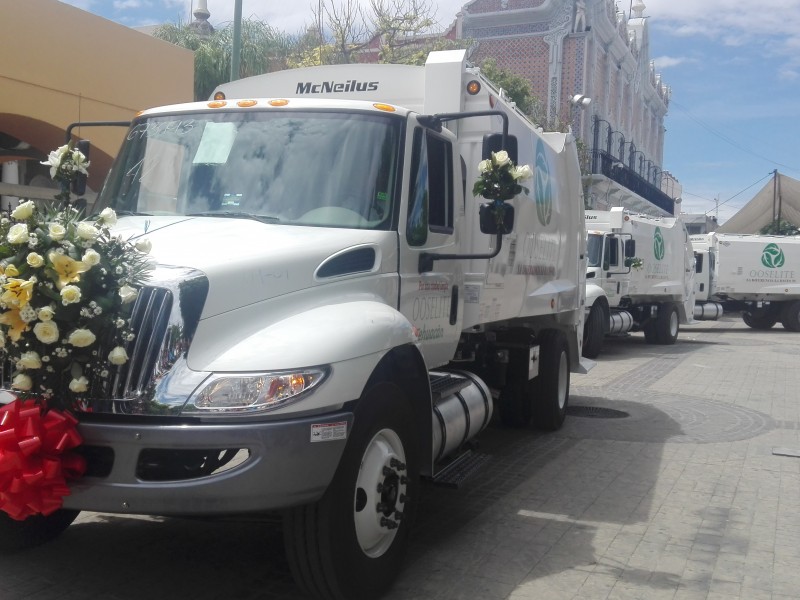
{"left": 186, "top": 368, "right": 328, "bottom": 413}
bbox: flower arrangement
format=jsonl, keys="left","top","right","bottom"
{"left": 472, "top": 151, "right": 533, "bottom": 233}
{"left": 0, "top": 143, "right": 153, "bottom": 520}
{"left": 0, "top": 144, "right": 152, "bottom": 406}
{"left": 625, "top": 257, "right": 643, "bottom": 270}
{"left": 472, "top": 150, "right": 532, "bottom": 201}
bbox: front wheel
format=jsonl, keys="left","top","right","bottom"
{"left": 532, "top": 330, "right": 570, "bottom": 431}
{"left": 780, "top": 301, "right": 800, "bottom": 332}
{"left": 655, "top": 303, "right": 679, "bottom": 345}
{"left": 283, "top": 383, "right": 419, "bottom": 600}
{"left": 0, "top": 509, "right": 80, "bottom": 553}
{"left": 582, "top": 305, "right": 605, "bottom": 359}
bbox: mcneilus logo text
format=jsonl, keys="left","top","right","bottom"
{"left": 296, "top": 80, "right": 379, "bottom": 94}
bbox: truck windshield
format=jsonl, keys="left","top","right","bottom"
{"left": 586, "top": 233, "right": 604, "bottom": 268}
{"left": 93, "top": 111, "right": 401, "bottom": 230}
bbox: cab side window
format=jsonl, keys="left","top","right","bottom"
{"left": 407, "top": 128, "right": 454, "bottom": 246}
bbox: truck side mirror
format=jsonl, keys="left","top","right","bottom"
{"left": 482, "top": 133, "right": 518, "bottom": 164}
{"left": 479, "top": 202, "right": 514, "bottom": 235}
{"left": 624, "top": 239, "right": 636, "bottom": 257}
{"left": 71, "top": 139, "right": 90, "bottom": 196}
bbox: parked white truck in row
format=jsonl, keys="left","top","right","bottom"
{"left": 692, "top": 232, "right": 800, "bottom": 331}
{"left": 2, "top": 51, "right": 591, "bottom": 599}
{"left": 582, "top": 208, "right": 696, "bottom": 357}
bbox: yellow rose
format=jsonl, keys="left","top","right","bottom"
{"left": 60, "top": 284, "right": 82, "bottom": 305}
{"left": 37, "top": 306, "right": 55, "bottom": 321}
{"left": 33, "top": 320, "right": 59, "bottom": 344}
{"left": 4, "top": 264, "right": 19, "bottom": 277}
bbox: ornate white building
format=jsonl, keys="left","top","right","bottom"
{"left": 451, "top": 0, "right": 676, "bottom": 215}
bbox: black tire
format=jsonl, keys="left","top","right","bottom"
{"left": 582, "top": 305, "right": 605, "bottom": 359}
{"left": 283, "top": 383, "right": 419, "bottom": 600}
{"left": 0, "top": 509, "right": 80, "bottom": 554}
{"left": 498, "top": 379, "right": 533, "bottom": 427}
{"left": 531, "top": 330, "right": 570, "bottom": 431}
{"left": 742, "top": 311, "right": 777, "bottom": 330}
{"left": 779, "top": 301, "right": 800, "bottom": 332}
{"left": 655, "top": 303, "right": 679, "bottom": 345}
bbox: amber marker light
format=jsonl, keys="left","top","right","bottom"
{"left": 466, "top": 80, "right": 481, "bottom": 95}
{"left": 237, "top": 100, "right": 258, "bottom": 107}
{"left": 207, "top": 100, "right": 227, "bottom": 108}
{"left": 269, "top": 99, "right": 290, "bottom": 106}
{"left": 373, "top": 103, "right": 396, "bottom": 112}
{"left": 213, "top": 91, "right": 226, "bottom": 100}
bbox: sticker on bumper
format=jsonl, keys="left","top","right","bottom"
{"left": 310, "top": 421, "right": 348, "bottom": 442}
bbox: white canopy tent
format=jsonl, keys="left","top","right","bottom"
{"left": 717, "top": 172, "right": 800, "bottom": 233}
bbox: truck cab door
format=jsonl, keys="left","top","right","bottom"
{"left": 602, "top": 234, "right": 630, "bottom": 299}
{"left": 398, "top": 124, "right": 464, "bottom": 368}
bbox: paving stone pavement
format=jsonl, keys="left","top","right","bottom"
{"left": 1, "top": 314, "right": 799, "bottom": 600}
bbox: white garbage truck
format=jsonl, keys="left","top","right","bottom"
{"left": 582, "top": 208, "right": 696, "bottom": 357}
{"left": 1, "top": 51, "right": 591, "bottom": 599}
{"left": 691, "top": 232, "right": 800, "bottom": 331}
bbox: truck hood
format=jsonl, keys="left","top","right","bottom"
{"left": 112, "top": 216, "right": 389, "bottom": 318}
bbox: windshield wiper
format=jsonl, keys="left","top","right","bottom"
{"left": 187, "top": 211, "right": 280, "bottom": 224}
{"left": 114, "top": 210, "right": 153, "bottom": 216}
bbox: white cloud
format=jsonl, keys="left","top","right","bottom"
{"left": 652, "top": 55, "right": 691, "bottom": 69}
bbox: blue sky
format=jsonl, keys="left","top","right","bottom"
{"left": 60, "top": 0, "right": 800, "bottom": 223}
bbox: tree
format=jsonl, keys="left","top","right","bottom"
{"left": 478, "top": 58, "right": 540, "bottom": 120}
{"left": 153, "top": 19, "right": 296, "bottom": 100}
{"left": 760, "top": 219, "right": 800, "bottom": 236}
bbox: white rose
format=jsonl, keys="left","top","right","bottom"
{"left": 68, "top": 328, "right": 96, "bottom": 348}
{"left": 72, "top": 151, "right": 90, "bottom": 175}
{"left": 134, "top": 238, "right": 152, "bottom": 254}
{"left": 76, "top": 222, "right": 100, "bottom": 241}
{"left": 7, "top": 223, "right": 29, "bottom": 245}
{"left": 119, "top": 284, "right": 138, "bottom": 304}
{"left": 69, "top": 376, "right": 89, "bottom": 393}
{"left": 48, "top": 223, "right": 66, "bottom": 241}
{"left": 478, "top": 159, "right": 492, "bottom": 174}
{"left": 514, "top": 164, "right": 533, "bottom": 181}
{"left": 99, "top": 207, "right": 117, "bottom": 226}
{"left": 18, "top": 351, "right": 42, "bottom": 369}
{"left": 60, "top": 285, "right": 82, "bottom": 305}
{"left": 11, "top": 373, "right": 33, "bottom": 391}
{"left": 33, "top": 320, "right": 60, "bottom": 344}
{"left": 108, "top": 346, "right": 129, "bottom": 366}
{"left": 493, "top": 150, "right": 510, "bottom": 167}
{"left": 27, "top": 252, "right": 44, "bottom": 268}
{"left": 37, "top": 306, "right": 55, "bottom": 321}
{"left": 82, "top": 249, "right": 101, "bottom": 266}
{"left": 11, "top": 200, "right": 36, "bottom": 220}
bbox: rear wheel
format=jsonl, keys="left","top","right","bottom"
{"left": 0, "top": 509, "right": 80, "bottom": 553}
{"left": 531, "top": 330, "right": 570, "bottom": 431}
{"left": 655, "top": 303, "right": 679, "bottom": 345}
{"left": 582, "top": 305, "right": 605, "bottom": 359}
{"left": 642, "top": 321, "right": 658, "bottom": 344}
{"left": 283, "top": 383, "right": 418, "bottom": 600}
{"left": 779, "top": 301, "right": 800, "bottom": 332}
{"left": 742, "top": 311, "right": 777, "bottom": 330}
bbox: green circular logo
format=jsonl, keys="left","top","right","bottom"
{"left": 534, "top": 139, "right": 552, "bottom": 226}
{"left": 761, "top": 243, "right": 785, "bottom": 268}
{"left": 653, "top": 227, "right": 665, "bottom": 261}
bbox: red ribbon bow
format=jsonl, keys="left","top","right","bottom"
{"left": 0, "top": 398, "right": 86, "bottom": 521}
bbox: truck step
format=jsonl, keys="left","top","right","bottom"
{"left": 429, "top": 371, "right": 471, "bottom": 402}
{"left": 430, "top": 449, "right": 491, "bottom": 488}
